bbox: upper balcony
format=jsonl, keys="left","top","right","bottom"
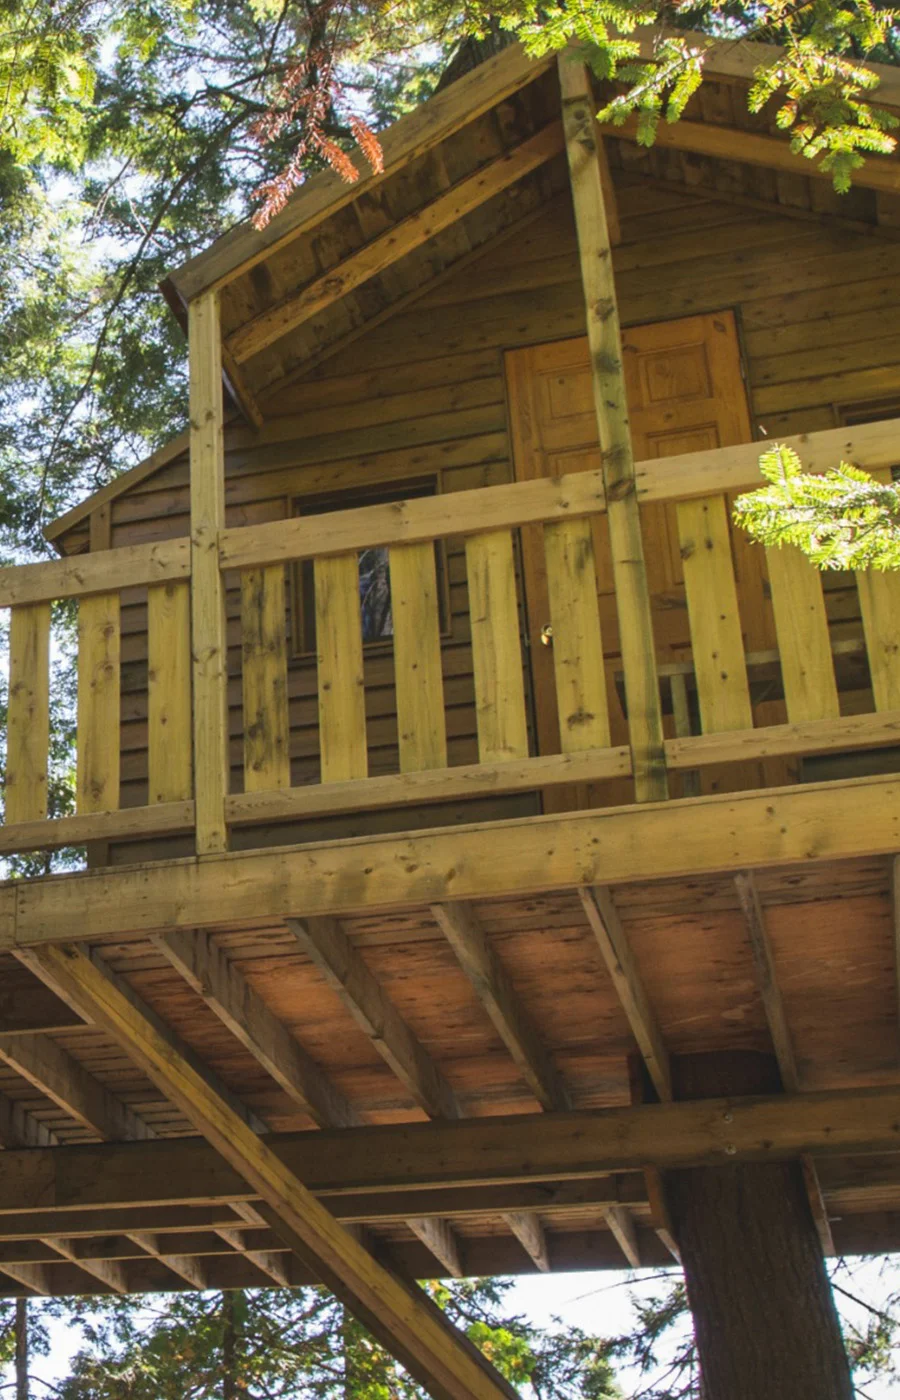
{"left": 2, "top": 413, "right": 899, "bottom": 877}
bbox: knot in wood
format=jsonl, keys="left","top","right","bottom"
{"left": 593, "top": 297, "right": 615, "bottom": 322}
{"left": 594, "top": 350, "right": 621, "bottom": 377}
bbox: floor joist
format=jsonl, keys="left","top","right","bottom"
{"left": 17, "top": 943, "right": 523, "bottom": 1400}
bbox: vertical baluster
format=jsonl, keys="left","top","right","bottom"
{"left": 676, "top": 495, "right": 752, "bottom": 733}
{"left": 857, "top": 570, "right": 900, "bottom": 711}
{"left": 766, "top": 546, "right": 839, "bottom": 722}
{"left": 77, "top": 593, "right": 120, "bottom": 813}
{"left": 315, "top": 552, "right": 367, "bottom": 782}
{"left": 241, "top": 565, "right": 290, "bottom": 791}
{"left": 148, "top": 580, "right": 193, "bottom": 803}
{"left": 389, "top": 542, "right": 447, "bottom": 773}
{"left": 6, "top": 602, "right": 51, "bottom": 823}
{"left": 465, "top": 529, "right": 529, "bottom": 763}
{"left": 543, "top": 517, "right": 610, "bottom": 752}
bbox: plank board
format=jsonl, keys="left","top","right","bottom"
{"left": 543, "top": 518, "right": 610, "bottom": 753}
{"left": 465, "top": 530, "right": 529, "bottom": 763}
{"left": 241, "top": 566, "right": 290, "bottom": 791}
{"left": 148, "top": 581, "right": 193, "bottom": 804}
{"left": 676, "top": 495, "right": 753, "bottom": 733}
{"left": 314, "top": 552, "right": 368, "bottom": 782}
{"left": 766, "top": 547, "right": 839, "bottom": 723}
{"left": 76, "top": 593, "right": 121, "bottom": 815}
{"left": 389, "top": 542, "right": 448, "bottom": 773}
{"left": 5, "top": 604, "right": 51, "bottom": 824}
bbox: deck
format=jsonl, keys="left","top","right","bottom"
{"left": 1, "top": 411, "right": 900, "bottom": 1294}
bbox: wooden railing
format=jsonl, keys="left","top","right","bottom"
{"left": 0, "top": 539, "right": 194, "bottom": 855}
{"left": 0, "top": 415, "right": 899, "bottom": 863}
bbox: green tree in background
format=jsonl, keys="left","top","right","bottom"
{"left": 49, "top": 1282, "right": 620, "bottom": 1399}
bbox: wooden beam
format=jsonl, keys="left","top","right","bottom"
{"left": 287, "top": 916, "right": 461, "bottom": 1122}
{"left": 733, "top": 874, "right": 800, "bottom": 1093}
{"left": 604, "top": 1204, "right": 641, "bottom": 1269}
{"left": 0, "top": 968, "right": 82, "bottom": 1036}
{"left": 0, "top": 1034, "right": 153, "bottom": 1141}
{"left": 3, "top": 1087, "right": 900, "bottom": 1214}
{"left": 218, "top": 467, "right": 606, "bottom": 571}
{"left": 46, "top": 1237, "right": 128, "bottom": 1294}
{"left": 0, "top": 538, "right": 190, "bottom": 609}
{"left": 0, "top": 1179, "right": 636, "bottom": 1239}
{"left": 430, "top": 902, "right": 571, "bottom": 1113}
{"left": 0, "top": 1089, "right": 56, "bottom": 1149}
{"left": 228, "top": 748, "right": 631, "bottom": 829}
{"left": 13, "top": 945, "right": 294, "bottom": 1288}
{"left": 155, "top": 928, "right": 359, "bottom": 1129}
{"left": 7, "top": 773, "right": 900, "bottom": 950}
{"left": 170, "top": 42, "right": 554, "bottom": 302}
{"left": 733, "top": 873, "right": 835, "bottom": 1255}
{"left": 287, "top": 916, "right": 550, "bottom": 1273}
{"left": 189, "top": 290, "right": 229, "bottom": 856}
{"left": 20, "top": 945, "right": 521, "bottom": 1400}
{"left": 605, "top": 111, "right": 900, "bottom": 195}
{"left": 226, "top": 122, "right": 563, "bottom": 364}
{"left": 559, "top": 54, "right": 667, "bottom": 802}
{"left": 579, "top": 887, "right": 672, "bottom": 1103}
{"left": 126, "top": 1232, "right": 209, "bottom": 1290}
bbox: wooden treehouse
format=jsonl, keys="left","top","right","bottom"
{"left": 4, "top": 32, "right": 900, "bottom": 1398}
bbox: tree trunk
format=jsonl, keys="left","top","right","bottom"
{"left": 665, "top": 1053, "right": 853, "bottom": 1400}
{"left": 15, "top": 1297, "right": 27, "bottom": 1400}
{"left": 222, "top": 1290, "right": 241, "bottom": 1400}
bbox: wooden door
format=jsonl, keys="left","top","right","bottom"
{"left": 505, "top": 311, "right": 772, "bottom": 787}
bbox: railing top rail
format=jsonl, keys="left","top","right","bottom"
{"left": 218, "top": 416, "right": 900, "bottom": 572}
{"left": 218, "top": 468, "right": 607, "bottom": 570}
{"left": 636, "top": 417, "right": 900, "bottom": 504}
{"left": 0, "top": 538, "right": 191, "bottom": 609}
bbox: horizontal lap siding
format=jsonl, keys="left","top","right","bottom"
{"left": 98, "top": 180, "right": 900, "bottom": 824}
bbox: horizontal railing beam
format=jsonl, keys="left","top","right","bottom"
{"left": 219, "top": 470, "right": 607, "bottom": 569}
{"left": 227, "top": 748, "right": 633, "bottom": 826}
{"left": 0, "top": 539, "right": 191, "bottom": 609}
{"left": 0, "top": 802, "right": 195, "bottom": 856}
{"left": 636, "top": 416, "right": 900, "bottom": 504}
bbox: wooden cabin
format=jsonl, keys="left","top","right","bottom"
{"left": 3, "top": 34, "right": 900, "bottom": 1399}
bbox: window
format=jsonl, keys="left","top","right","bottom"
{"left": 290, "top": 477, "right": 450, "bottom": 656}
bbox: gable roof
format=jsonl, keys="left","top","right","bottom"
{"left": 46, "top": 32, "right": 900, "bottom": 547}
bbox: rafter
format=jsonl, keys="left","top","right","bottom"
{"left": 604, "top": 112, "right": 900, "bottom": 196}
{"left": 225, "top": 122, "right": 564, "bottom": 365}
{"left": 20, "top": 943, "right": 521, "bottom": 1400}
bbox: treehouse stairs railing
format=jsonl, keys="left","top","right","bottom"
{"left": 2, "top": 416, "right": 900, "bottom": 866}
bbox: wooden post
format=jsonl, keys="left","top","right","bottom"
{"left": 189, "top": 291, "right": 229, "bottom": 853}
{"left": 665, "top": 1053, "right": 853, "bottom": 1400}
{"left": 558, "top": 56, "right": 667, "bottom": 801}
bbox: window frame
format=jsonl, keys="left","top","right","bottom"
{"left": 288, "top": 474, "right": 453, "bottom": 659}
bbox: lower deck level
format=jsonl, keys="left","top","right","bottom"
{"left": 0, "top": 772, "right": 899, "bottom": 1296}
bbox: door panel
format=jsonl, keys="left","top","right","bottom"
{"left": 505, "top": 311, "right": 773, "bottom": 797}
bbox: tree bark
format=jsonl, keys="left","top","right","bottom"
{"left": 665, "top": 1054, "right": 853, "bottom": 1400}
{"left": 15, "top": 1297, "right": 27, "bottom": 1400}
